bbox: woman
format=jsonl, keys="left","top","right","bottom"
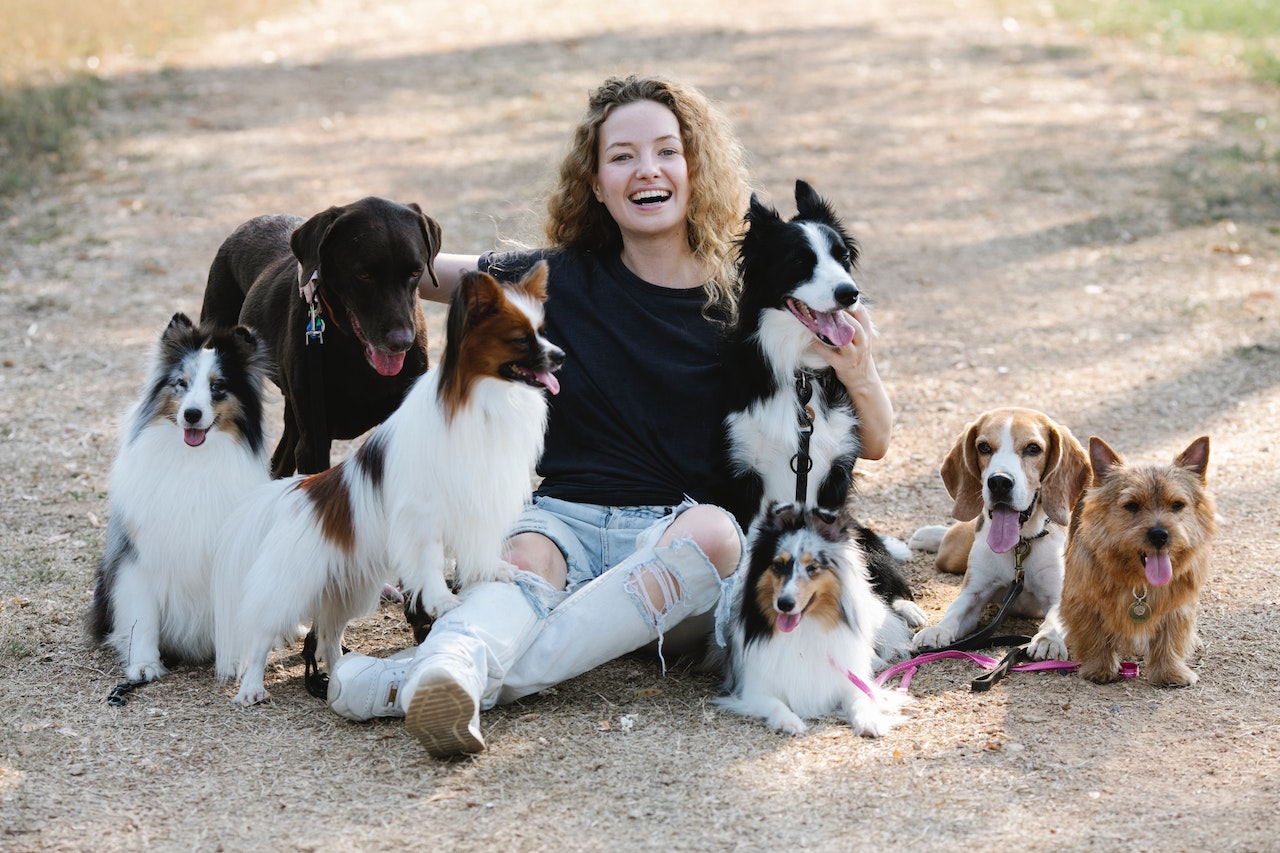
{"left": 326, "top": 75, "right": 893, "bottom": 757}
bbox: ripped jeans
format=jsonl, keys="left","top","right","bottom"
{"left": 486, "top": 495, "right": 737, "bottom": 707}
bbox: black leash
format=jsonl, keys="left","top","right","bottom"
{"left": 300, "top": 630, "right": 350, "bottom": 702}
{"left": 917, "top": 537, "right": 1037, "bottom": 655}
{"left": 791, "top": 371, "right": 815, "bottom": 503}
{"left": 302, "top": 272, "right": 329, "bottom": 475}
{"left": 105, "top": 679, "right": 147, "bottom": 707}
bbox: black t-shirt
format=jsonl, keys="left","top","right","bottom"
{"left": 480, "top": 248, "right": 729, "bottom": 507}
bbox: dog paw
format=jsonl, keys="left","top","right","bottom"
{"left": 1027, "top": 631, "right": 1069, "bottom": 661}
{"left": 893, "top": 600, "right": 929, "bottom": 629}
{"left": 232, "top": 686, "right": 270, "bottom": 707}
{"left": 849, "top": 709, "right": 903, "bottom": 738}
{"left": 125, "top": 660, "right": 168, "bottom": 682}
{"left": 425, "top": 591, "right": 463, "bottom": 619}
{"left": 1079, "top": 661, "right": 1122, "bottom": 684}
{"left": 769, "top": 710, "right": 807, "bottom": 735}
{"left": 912, "top": 625, "right": 955, "bottom": 651}
{"left": 1147, "top": 665, "right": 1198, "bottom": 688}
{"left": 906, "top": 525, "right": 946, "bottom": 553}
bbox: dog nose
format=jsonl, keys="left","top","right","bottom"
{"left": 777, "top": 596, "right": 796, "bottom": 613}
{"left": 183, "top": 408, "right": 202, "bottom": 426}
{"left": 384, "top": 326, "right": 414, "bottom": 353}
{"left": 834, "top": 283, "right": 859, "bottom": 308}
{"left": 987, "top": 472, "right": 1014, "bottom": 498}
{"left": 1147, "top": 527, "right": 1170, "bottom": 549}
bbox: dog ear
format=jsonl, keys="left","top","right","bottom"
{"left": 408, "top": 202, "right": 444, "bottom": 290}
{"left": 808, "top": 507, "right": 845, "bottom": 543}
{"left": 762, "top": 501, "right": 800, "bottom": 532}
{"left": 290, "top": 206, "right": 343, "bottom": 278}
{"left": 1040, "top": 422, "right": 1091, "bottom": 526}
{"left": 1088, "top": 436, "right": 1123, "bottom": 483}
{"left": 1175, "top": 436, "right": 1210, "bottom": 481}
{"left": 165, "top": 312, "right": 195, "bottom": 337}
{"left": 940, "top": 421, "right": 985, "bottom": 521}
{"left": 516, "top": 260, "right": 549, "bottom": 303}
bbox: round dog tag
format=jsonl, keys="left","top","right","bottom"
{"left": 1128, "top": 600, "right": 1151, "bottom": 623}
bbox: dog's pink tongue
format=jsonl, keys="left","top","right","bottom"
{"left": 184, "top": 428, "right": 207, "bottom": 447}
{"left": 1145, "top": 551, "right": 1173, "bottom": 586}
{"left": 368, "top": 347, "right": 405, "bottom": 377}
{"left": 987, "top": 508, "right": 1021, "bottom": 554}
{"left": 776, "top": 612, "right": 801, "bottom": 633}
{"left": 815, "top": 310, "right": 857, "bottom": 348}
{"left": 537, "top": 372, "right": 561, "bottom": 395}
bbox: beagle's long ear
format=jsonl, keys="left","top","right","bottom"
{"left": 1040, "top": 423, "right": 1091, "bottom": 526}
{"left": 940, "top": 421, "right": 985, "bottom": 522}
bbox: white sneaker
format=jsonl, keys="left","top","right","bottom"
{"left": 327, "top": 650, "right": 414, "bottom": 721}
{"left": 404, "top": 665, "right": 485, "bottom": 758}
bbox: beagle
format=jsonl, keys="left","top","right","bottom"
{"left": 908, "top": 408, "right": 1090, "bottom": 660}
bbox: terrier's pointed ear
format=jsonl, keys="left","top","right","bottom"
{"left": 1088, "top": 436, "right": 1123, "bottom": 483}
{"left": 1175, "top": 436, "right": 1210, "bottom": 481}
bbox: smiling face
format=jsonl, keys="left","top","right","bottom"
{"left": 592, "top": 99, "right": 690, "bottom": 246}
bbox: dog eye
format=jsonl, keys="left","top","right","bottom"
{"left": 1024, "top": 443, "right": 1042, "bottom": 457}
{"left": 976, "top": 441, "right": 992, "bottom": 455}
{"left": 508, "top": 333, "right": 533, "bottom": 348}
{"left": 1171, "top": 500, "right": 1186, "bottom": 512}
{"left": 1123, "top": 501, "right": 1141, "bottom": 513}
{"left": 209, "top": 381, "right": 225, "bottom": 398}
{"left": 408, "top": 269, "right": 422, "bottom": 281}
{"left": 357, "top": 272, "right": 373, "bottom": 282}
{"left": 173, "top": 378, "right": 188, "bottom": 391}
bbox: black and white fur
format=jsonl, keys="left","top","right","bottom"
{"left": 722, "top": 180, "right": 924, "bottom": 632}
{"left": 87, "top": 313, "right": 269, "bottom": 682}
{"left": 716, "top": 503, "right": 911, "bottom": 736}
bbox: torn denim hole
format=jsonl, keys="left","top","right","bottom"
{"left": 623, "top": 558, "right": 683, "bottom": 675}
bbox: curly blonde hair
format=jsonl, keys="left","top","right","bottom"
{"left": 545, "top": 75, "right": 751, "bottom": 320}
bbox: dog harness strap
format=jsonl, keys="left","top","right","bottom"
{"left": 791, "top": 372, "right": 815, "bottom": 503}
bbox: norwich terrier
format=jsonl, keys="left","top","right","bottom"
{"left": 1060, "top": 436, "right": 1216, "bottom": 686}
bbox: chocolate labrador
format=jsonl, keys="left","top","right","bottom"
{"left": 200, "top": 196, "right": 442, "bottom": 477}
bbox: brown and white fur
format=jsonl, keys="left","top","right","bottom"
{"left": 717, "top": 503, "right": 912, "bottom": 737}
{"left": 212, "top": 264, "right": 563, "bottom": 706}
{"left": 909, "top": 407, "right": 1089, "bottom": 659}
{"left": 1059, "top": 436, "right": 1215, "bottom": 686}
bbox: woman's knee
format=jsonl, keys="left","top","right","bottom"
{"left": 659, "top": 505, "right": 741, "bottom": 578}
{"left": 504, "top": 532, "right": 569, "bottom": 589}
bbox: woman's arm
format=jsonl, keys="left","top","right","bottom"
{"left": 811, "top": 303, "right": 893, "bottom": 461}
{"left": 420, "top": 253, "right": 481, "bottom": 304}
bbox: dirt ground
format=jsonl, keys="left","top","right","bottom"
{"left": 2, "top": 0, "right": 1278, "bottom": 850}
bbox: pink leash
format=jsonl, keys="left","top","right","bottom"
{"left": 875, "top": 649, "right": 1121, "bottom": 694}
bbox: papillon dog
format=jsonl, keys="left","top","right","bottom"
{"left": 716, "top": 503, "right": 911, "bottom": 736}
{"left": 88, "top": 313, "right": 269, "bottom": 682}
{"left": 213, "top": 263, "right": 563, "bottom": 706}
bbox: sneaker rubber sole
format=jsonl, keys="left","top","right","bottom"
{"left": 405, "top": 676, "right": 485, "bottom": 758}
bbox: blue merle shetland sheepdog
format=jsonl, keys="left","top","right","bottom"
{"left": 88, "top": 313, "right": 269, "bottom": 682}
{"left": 722, "top": 179, "right": 924, "bottom": 632}
{"left": 213, "top": 263, "right": 563, "bottom": 706}
{"left": 717, "top": 503, "right": 912, "bottom": 736}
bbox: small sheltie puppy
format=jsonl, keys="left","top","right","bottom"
{"left": 723, "top": 180, "right": 924, "bottom": 631}
{"left": 213, "top": 263, "right": 563, "bottom": 706}
{"left": 716, "top": 503, "right": 912, "bottom": 737}
{"left": 1059, "top": 436, "right": 1216, "bottom": 686}
{"left": 88, "top": 313, "right": 269, "bottom": 682}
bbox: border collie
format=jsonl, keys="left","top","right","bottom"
{"left": 716, "top": 503, "right": 911, "bottom": 736}
{"left": 88, "top": 313, "right": 269, "bottom": 682}
{"left": 213, "top": 263, "right": 563, "bottom": 706}
{"left": 723, "top": 179, "right": 924, "bottom": 631}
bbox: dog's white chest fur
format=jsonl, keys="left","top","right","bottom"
{"left": 725, "top": 387, "right": 859, "bottom": 506}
